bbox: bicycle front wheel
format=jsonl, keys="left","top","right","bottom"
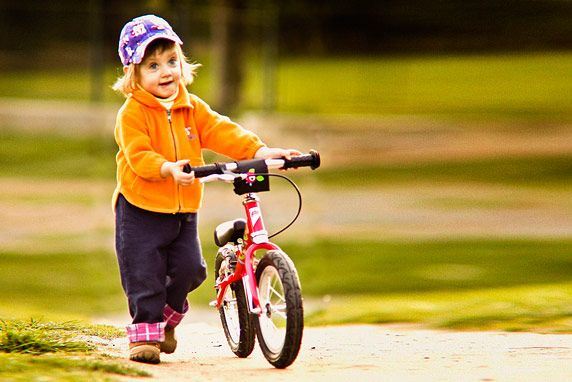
{"left": 254, "top": 250, "right": 304, "bottom": 368}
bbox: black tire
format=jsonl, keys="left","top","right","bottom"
{"left": 215, "top": 251, "right": 255, "bottom": 358}
{"left": 254, "top": 250, "right": 304, "bottom": 368}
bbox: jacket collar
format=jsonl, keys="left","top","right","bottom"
{"left": 130, "top": 82, "right": 193, "bottom": 110}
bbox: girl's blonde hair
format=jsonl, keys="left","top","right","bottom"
{"left": 112, "top": 40, "right": 200, "bottom": 97}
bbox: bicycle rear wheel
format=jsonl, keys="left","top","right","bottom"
{"left": 254, "top": 250, "right": 304, "bottom": 368}
{"left": 215, "top": 251, "right": 255, "bottom": 358}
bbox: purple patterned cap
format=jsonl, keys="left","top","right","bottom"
{"left": 118, "top": 15, "right": 183, "bottom": 66}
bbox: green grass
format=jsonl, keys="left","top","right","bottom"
{"left": 290, "top": 239, "right": 572, "bottom": 332}
{"left": 1, "top": 236, "right": 572, "bottom": 332}
{"left": 0, "top": 130, "right": 116, "bottom": 179}
{"left": 0, "top": 319, "right": 148, "bottom": 381}
{"left": 283, "top": 239, "right": 572, "bottom": 295}
{"left": 2, "top": 52, "right": 572, "bottom": 120}
{"left": 308, "top": 154, "right": 572, "bottom": 187}
{"left": 0, "top": 353, "right": 149, "bottom": 381}
{"left": 0, "top": 251, "right": 125, "bottom": 320}
{"left": 2, "top": 131, "right": 571, "bottom": 189}
{"left": 0, "top": 130, "right": 222, "bottom": 180}
{"left": 304, "top": 283, "right": 572, "bottom": 332}
{"left": 0, "top": 320, "right": 91, "bottom": 354}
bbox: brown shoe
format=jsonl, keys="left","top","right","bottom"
{"left": 161, "top": 326, "right": 177, "bottom": 354}
{"left": 129, "top": 342, "right": 161, "bottom": 364}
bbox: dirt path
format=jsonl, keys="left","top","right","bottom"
{"left": 98, "top": 310, "right": 572, "bottom": 381}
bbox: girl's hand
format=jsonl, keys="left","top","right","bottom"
{"left": 254, "top": 147, "right": 302, "bottom": 160}
{"left": 161, "top": 160, "right": 195, "bottom": 186}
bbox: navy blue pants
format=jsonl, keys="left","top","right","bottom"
{"left": 115, "top": 194, "right": 207, "bottom": 324}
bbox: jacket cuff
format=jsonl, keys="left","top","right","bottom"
{"left": 249, "top": 143, "right": 266, "bottom": 159}
{"left": 149, "top": 157, "right": 168, "bottom": 180}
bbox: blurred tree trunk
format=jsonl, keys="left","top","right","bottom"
{"left": 211, "top": 0, "right": 245, "bottom": 115}
{"left": 89, "top": 0, "right": 104, "bottom": 103}
{"left": 262, "top": 1, "right": 278, "bottom": 112}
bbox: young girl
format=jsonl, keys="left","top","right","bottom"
{"left": 112, "top": 14, "right": 299, "bottom": 364}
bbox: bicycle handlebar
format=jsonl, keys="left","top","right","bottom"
{"left": 183, "top": 150, "right": 320, "bottom": 178}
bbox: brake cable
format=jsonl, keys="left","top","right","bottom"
{"left": 257, "top": 173, "right": 303, "bottom": 239}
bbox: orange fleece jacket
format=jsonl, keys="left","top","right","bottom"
{"left": 113, "top": 83, "right": 265, "bottom": 213}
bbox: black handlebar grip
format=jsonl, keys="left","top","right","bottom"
{"left": 282, "top": 149, "right": 321, "bottom": 170}
{"left": 182, "top": 150, "right": 320, "bottom": 176}
{"left": 182, "top": 163, "right": 224, "bottom": 178}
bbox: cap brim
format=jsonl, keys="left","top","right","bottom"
{"left": 131, "top": 34, "right": 183, "bottom": 65}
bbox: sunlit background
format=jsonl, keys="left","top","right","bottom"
{"left": 0, "top": 0, "right": 571, "bottom": 333}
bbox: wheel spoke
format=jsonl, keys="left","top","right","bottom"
{"left": 258, "top": 265, "right": 289, "bottom": 353}
{"left": 269, "top": 285, "right": 285, "bottom": 303}
{"left": 216, "top": 252, "right": 256, "bottom": 358}
{"left": 255, "top": 251, "right": 303, "bottom": 368}
{"left": 223, "top": 288, "right": 240, "bottom": 343}
{"left": 271, "top": 277, "right": 279, "bottom": 295}
{"left": 272, "top": 303, "right": 287, "bottom": 312}
{"left": 266, "top": 278, "right": 272, "bottom": 301}
{"left": 271, "top": 304, "right": 287, "bottom": 319}
{"left": 261, "top": 315, "right": 282, "bottom": 345}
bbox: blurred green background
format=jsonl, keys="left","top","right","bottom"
{"left": 0, "top": 0, "right": 571, "bottom": 333}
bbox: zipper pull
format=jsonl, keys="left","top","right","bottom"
{"left": 167, "top": 109, "right": 172, "bottom": 124}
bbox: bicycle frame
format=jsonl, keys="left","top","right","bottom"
{"left": 213, "top": 192, "right": 281, "bottom": 315}
{"left": 202, "top": 152, "right": 318, "bottom": 368}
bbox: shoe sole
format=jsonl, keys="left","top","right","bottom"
{"left": 130, "top": 347, "right": 160, "bottom": 364}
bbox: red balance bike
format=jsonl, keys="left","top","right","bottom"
{"left": 184, "top": 151, "right": 320, "bottom": 368}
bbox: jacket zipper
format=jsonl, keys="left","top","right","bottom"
{"left": 167, "top": 109, "right": 181, "bottom": 212}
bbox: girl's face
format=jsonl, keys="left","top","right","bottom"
{"left": 137, "top": 46, "right": 181, "bottom": 98}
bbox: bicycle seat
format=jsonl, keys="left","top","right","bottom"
{"left": 214, "top": 219, "right": 247, "bottom": 247}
